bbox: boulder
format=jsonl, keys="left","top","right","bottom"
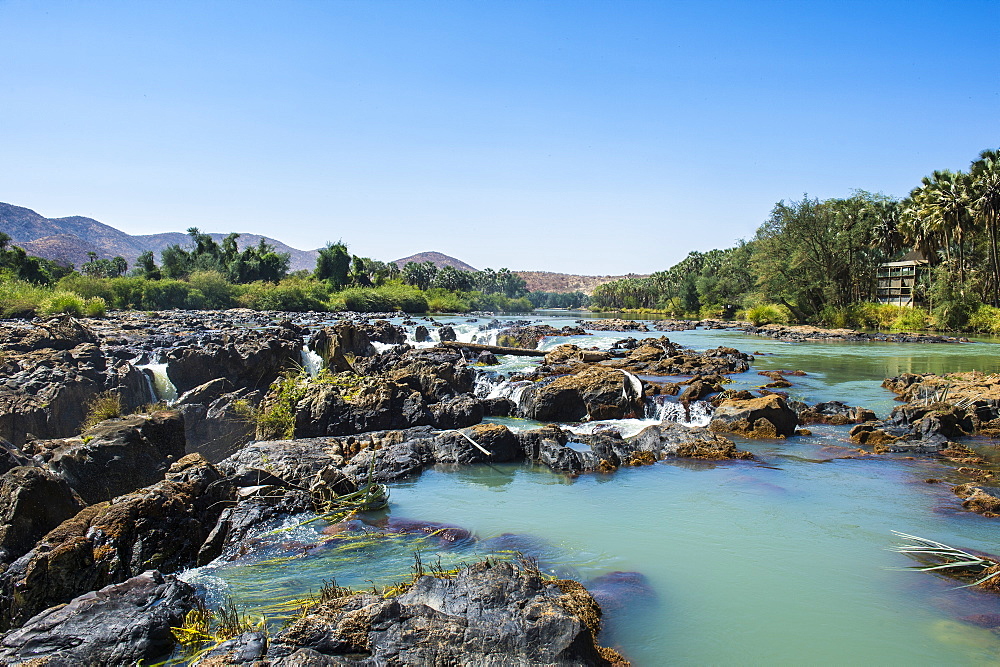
{"left": 520, "top": 366, "right": 644, "bottom": 422}
{"left": 181, "top": 388, "right": 261, "bottom": 463}
{"left": 709, "top": 394, "right": 798, "bottom": 438}
{"left": 414, "top": 325, "right": 430, "bottom": 342}
{"left": 790, "top": 400, "right": 877, "bottom": 425}
{"left": 46, "top": 410, "right": 187, "bottom": 504}
{"left": 165, "top": 321, "right": 302, "bottom": 394}
{"left": 0, "top": 570, "right": 196, "bottom": 666}
{"left": 437, "top": 324, "right": 457, "bottom": 341}
{"left": 0, "top": 466, "right": 84, "bottom": 566}
{"left": 266, "top": 559, "right": 624, "bottom": 665}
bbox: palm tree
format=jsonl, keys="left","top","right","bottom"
{"left": 970, "top": 149, "right": 1000, "bottom": 304}
{"left": 912, "top": 170, "right": 975, "bottom": 284}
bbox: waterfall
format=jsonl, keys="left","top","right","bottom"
{"left": 137, "top": 362, "right": 178, "bottom": 404}
{"left": 300, "top": 345, "right": 324, "bottom": 378}
{"left": 646, "top": 397, "right": 713, "bottom": 427}
{"left": 619, "top": 369, "right": 643, "bottom": 401}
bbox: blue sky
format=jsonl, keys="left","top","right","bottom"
{"left": 1, "top": 0, "right": 997, "bottom": 274}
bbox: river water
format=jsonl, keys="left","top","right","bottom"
{"left": 186, "top": 314, "right": 1000, "bottom": 665}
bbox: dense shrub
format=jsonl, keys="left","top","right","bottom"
{"left": 0, "top": 279, "right": 51, "bottom": 317}
{"left": 744, "top": 303, "right": 790, "bottom": 326}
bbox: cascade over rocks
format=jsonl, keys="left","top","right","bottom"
{"left": 709, "top": 394, "right": 798, "bottom": 438}
{"left": 0, "top": 570, "right": 197, "bottom": 666}
{"left": 0, "top": 454, "right": 233, "bottom": 631}
{"left": 264, "top": 559, "right": 626, "bottom": 666}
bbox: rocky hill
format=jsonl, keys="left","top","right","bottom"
{"left": 0, "top": 202, "right": 319, "bottom": 272}
{"left": 391, "top": 251, "right": 477, "bottom": 272}
{"left": 514, "top": 271, "right": 648, "bottom": 295}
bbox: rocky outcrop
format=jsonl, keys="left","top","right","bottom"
{"left": 164, "top": 320, "right": 303, "bottom": 394}
{"left": 0, "top": 466, "right": 84, "bottom": 566}
{"left": 0, "top": 454, "right": 232, "bottom": 630}
{"left": 496, "top": 324, "right": 588, "bottom": 349}
{"left": 519, "top": 366, "right": 644, "bottom": 422}
{"left": 180, "top": 388, "right": 261, "bottom": 463}
{"left": 790, "top": 400, "right": 876, "bottom": 425}
{"left": 0, "top": 570, "right": 196, "bottom": 665}
{"left": 954, "top": 484, "right": 1000, "bottom": 517}
{"left": 0, "top": 319, "right": 148, "bottom": 447}
{"left": 585, "top": 319, "right": 649, "bottom": 332}
{"left": 517, "top": 422, "right": 752, "bottom": 474}
{"left": 266, "top": 559, "right": 626, "bottom": 665}
{"left": 709, "top": 394, "right": 798, "bottom": 438}
{"left": 42, "top": 410, "right": 187, "bottom": 504}
{"left": 602, "top": 337, "right": 752, "bottom": 376}
{"left": 744, "top": 324, "right": 966, "bottom": 344}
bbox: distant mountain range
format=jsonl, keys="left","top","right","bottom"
{"left": 1, "top": 201, "right": 636, "bottom": 293}
{"left": 1, "top": 202, "right": 320, "bottom": 272}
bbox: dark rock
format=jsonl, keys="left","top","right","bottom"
{"left": 437, "top": 324, "right": 457, "bottom": 341}
{"left": 477, "top": 351, "right": 500, "bottom": 365}
{"left": 181, "top": 388, "right": 261, "bottom": 463}
{"left": 196, "top": 630, "right": 269, "bottom": 665}
{"left": 520, "top": 366, "right": 644, "bottom": 422}
{"left": 790, "top": 400, "right": 877, "bottom": 425}
{"left": 165, "top": 321, "right": 302, "bottom": 394}
{"left": 0, "top": 454, "right": 233, "bottom": 630}
{"left": 496, "top": 324, "right": 588, "bottom": 349}
{"left": 46, "top": 410, "right": 187, "bottom": 504}
{"left": 0, "top": 570, "right": 196, "bottom": 666}
{"left": 414, "top": 325, "right": 430, "bottom": 342}
{"left": 0, "top": 466, "right": 84, "bottom": 566}
{"left": 429, "top": 393, "right": 485, "bottom": 430}
{"left": 266, "top": 559, "right": 624, "bottom": 666}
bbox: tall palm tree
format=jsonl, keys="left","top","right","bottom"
{"left": 971, "top": 149, "right": 1000, "bottom": 304}
{"left": 913, "top": 170, "right": 975, "bottom": 284}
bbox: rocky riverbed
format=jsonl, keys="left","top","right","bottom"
{"left": 0, "top": 310, "right": 998, "bottom": 664}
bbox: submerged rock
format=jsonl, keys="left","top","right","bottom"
{"left": 0, "top": 570, "right": 196, "bottom": 666}
{"left": 266, "top": 559, "right": 627, "bottom": 665}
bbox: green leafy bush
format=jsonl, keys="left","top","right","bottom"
{"left": 0, "top": 279, "right": 52, "bottom": 317}
{"left": 744, "top": 303, "right": 790, "bottom": 326}
{"left": 39, "top": 291, "right": 86, "bottom": 316}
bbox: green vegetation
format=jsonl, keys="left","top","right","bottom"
{"left": 83, "top": 391, "right": 123, "bottom": 428}
{"left": 527, "top": 290, "right": 590, "bottom": 309}
{"left": 591, "top": 148, "right": 1000, "bottom": 332}
{"left": 0, "top": 228, "right": 534, "bottom": 316}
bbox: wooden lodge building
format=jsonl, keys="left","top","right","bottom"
{"left": 876, "top": 251, "right": 930, "bottom": 307}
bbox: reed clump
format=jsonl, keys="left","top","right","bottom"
{"left": 83, "top": 391, "right": 123, "bottom": 428}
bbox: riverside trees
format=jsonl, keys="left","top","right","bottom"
{"left": 591, "top": 147, "right": 1000, "bottom": 330}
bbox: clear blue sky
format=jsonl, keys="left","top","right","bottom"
{"left": 1, "top": 0, "right": 997, "bottom": 274}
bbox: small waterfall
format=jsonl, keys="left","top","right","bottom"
{"left": 472, "top": 329, "right": 500, "bottom": 346}
{"left": 619, "top": 369, "right": 643, "bottom": 401}
{"left": 646, "top": 397, "right": 713, "bottom": 427}
{"left": 300, "top": 345, "right": 324, "bottom": 378}
{"left": 137, "top": 362, "right": 178, "bottom": 404}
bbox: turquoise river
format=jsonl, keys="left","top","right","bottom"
{"left": 182, "top": 314, "right": 1000, "bottom": 665}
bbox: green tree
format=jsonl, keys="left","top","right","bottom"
{"left": 314, "top": 241, "right": 351, "bottom": 289}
